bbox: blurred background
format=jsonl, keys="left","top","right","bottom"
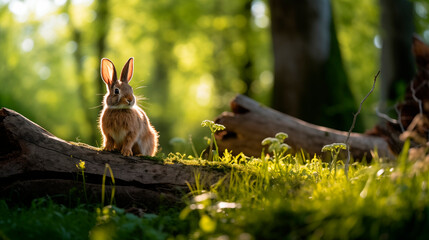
{"left": 0, "top": 0, "right": 428, "bottom": 154}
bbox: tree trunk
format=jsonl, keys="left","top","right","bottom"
{"left": 238, "top": 1, "right": 254, "bottom": 97}
{"left": 64, "top": 0, "right": 97, "bottom": 145}
{"left": 0, "top": 108, "right": 224, "bottom": 210}
{"left": 215, "top": 94, "right": 394, "bottom": 160}
{"left": 269, "top": 0, "right": 358, "bottom": 131}
{"left": 379, "top": 0, "right": 415, "bottom": 115}
{"left": 94, "top": 0, "right": 110, "bottom": 144}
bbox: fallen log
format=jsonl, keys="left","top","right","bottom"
{"left": 214, "top": 94, "right": 395, "bottom": 160}
{"left": 0, "top": 108, "right": 223, "bottom": 210}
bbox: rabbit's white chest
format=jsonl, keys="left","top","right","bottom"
{"left": 110, "top": 130, "right": 127, "bottom": 144}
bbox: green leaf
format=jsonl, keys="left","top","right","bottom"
{"left": 321, "top": 143, "right": 347, "bottom": 152}
{"left": 261, "top": 137, "right": 276, "bottom": 146}
{"left": 280, "top": 143, "right": 291, "bottom": 151}
{"left": 275, "top": 132, "right": 288, "bottom": 141}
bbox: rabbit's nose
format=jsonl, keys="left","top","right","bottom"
{"left": 126, "top": 97, "right": 133, "bottom": 104}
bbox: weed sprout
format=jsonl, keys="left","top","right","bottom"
{"left": 322, "top": 143, "right": 346, "bottom": 177}
{"left": 262, "top": 132, "right": 291, "bottom": 161}
{"left": 75, "top": 160, "right": 88, "bottom": 202}
{"left": 201, "top": 120, "right": 226, "bottom": 161}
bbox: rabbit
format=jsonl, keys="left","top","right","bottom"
{"left": 99, "top": 57, "right": 158, "bottom": 156}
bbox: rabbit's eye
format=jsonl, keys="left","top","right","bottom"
{"left": 114, "top": 88, "right": 119, "bottom": 95}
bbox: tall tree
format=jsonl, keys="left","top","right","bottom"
{"left": 378, "top": 0, "right": 415, "bottom": 115}
{"left": 65, "top": 0, "right": 95, "bottom": 144}
{"left": 269, "top": 0, "right": 358, "bottom": 131}
{"left": 237, "top": 1, "right": 254, "bottom": 97}
{"left": 93, "top": 0, "right": 110, "bottom": 144}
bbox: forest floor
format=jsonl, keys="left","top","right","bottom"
{"left": 1, "top": 134, "right": 429, "bottom": 240}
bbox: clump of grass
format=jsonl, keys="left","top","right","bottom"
{"left": 179, "top": 133, "right": 429, "bottom": 239}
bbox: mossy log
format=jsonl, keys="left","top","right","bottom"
{"left": 214, "top": 94, "right": 395, "bottom": 160}
{"left": 0, "top": 108, "right": 223, "bottom": 210}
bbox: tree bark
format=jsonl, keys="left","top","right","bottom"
{"left": 379, "top": 0, "right": 415, "bottom": 114}
{"left": 269, "top": 0, "right": 358, "bottom": 131}
{"left": 237, "top": 1, "right": 254, "bottom": 97}
{"left": 0, "top": 108, "right": 224, "bottom": 210}
{"left": 215, "top": 94, "right": 394, "bottom": 160}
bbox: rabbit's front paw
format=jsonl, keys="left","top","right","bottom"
{"left": 103, "top": 136, "right": 115, "bottom": 152}
{"left": 104, "top": 142, "right": 115, "bottom": 152}
{"left": 121, "top": 148, "right": 133, "bottom": 156}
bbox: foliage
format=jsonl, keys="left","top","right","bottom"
{"left": 0, "top": 0, "right": 272, "bottom": 153}
{"left": 0, "top": 198, "right": 96, "bottom": 240}
{"left": 90, "top": 205, "right": 188, "bottom": 240}
{"left": 178, "top": 142, "right": 429, "bottom": 239}
{"left": 0, "top": 199, "right": 188, "bottom": 240}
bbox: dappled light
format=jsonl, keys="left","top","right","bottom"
{"left": 1, "top": 1, "right": 429, "bottom": 239}
{"left": 0, "top": 0, "right": 274, "bottom": 152}
{"left": 251, "top": 0, "right": 269, "bottom": 28}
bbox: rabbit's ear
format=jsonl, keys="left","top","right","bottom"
{"left": 120, "top": 57, "right": 134, "bottom": 83}
{"left": 101, "top": 58, "right": 117, "bottom": 86}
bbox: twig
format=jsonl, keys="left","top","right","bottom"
{"left": 375, "top": 106, "right": 399, "bottom": 125}
{"left": 394, "top": 103, "right": 405, "bottom": 132}
{"left": 344, "top": 70, "right": 380, "bottom": 178}
{"left": 410, "top": 79, "right": 424, "bottom": 116}
{"left": 345, "top": 71, "right": 379, "bottom": 144}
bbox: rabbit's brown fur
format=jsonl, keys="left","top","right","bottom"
{"left": 99, "top": 58, "right": 158, "bottom": 156}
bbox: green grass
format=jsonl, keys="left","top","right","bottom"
{"left": 0, "top": 198, "right": 95, "bottom": 240}
{"left": 177, "top": 140, "right": 429, "bottom": 239}
{"left": 0, "top": 199, "right": 188, "bottom": 240}
{"left": 2, "top": 137, "right": 429, "bottom": 239}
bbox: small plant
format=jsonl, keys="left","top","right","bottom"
{"left": 321, "top": 143, "right": 346, "bottom": 177}
{"left": 92, "top": 163, "right": 118, "bottom": 239}
{"left": 201, "top": 120, "right": 226, "bottom": 161}
{"left": 75, "top": 160, "right": 88, "bottom": 203}
{"left": 261, "top": 132, "right": 291, "bottom": 161}
{"left": 101, "top": 163, "right": 116, "bottom": 207}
